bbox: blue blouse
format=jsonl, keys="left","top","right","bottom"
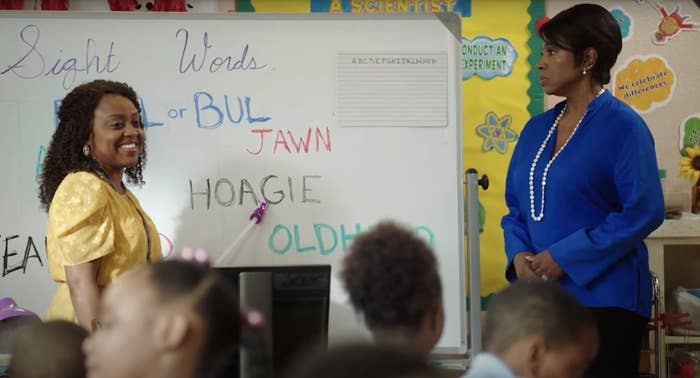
{"left": 501, "top": 90, "right": 664, "bottom": 318}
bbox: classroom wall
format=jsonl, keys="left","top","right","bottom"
{"left": 544, "top": 0, "right": 700, "bottom": 213}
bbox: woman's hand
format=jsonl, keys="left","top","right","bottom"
{"left": 513, "top": 252, "right": 539, "bottom": 279}
{"left": 527, "top": 250, "right": 564, "bottom": 280}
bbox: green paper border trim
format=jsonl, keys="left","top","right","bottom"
{"left": 236, "top": 0, "right": 255, "bottom": 12}
{"left": 466, "top": 294, "right": 495, "bottom": 311}
{"left": 526, "top": 0, "right": 545, "bottom": 117}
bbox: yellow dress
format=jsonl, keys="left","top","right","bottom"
{"left": 45, "top": 171, "right": 162, "bottom": 322}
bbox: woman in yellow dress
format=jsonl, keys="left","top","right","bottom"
{"left": 38, "top": 80, "right": 162, "bottom": 331}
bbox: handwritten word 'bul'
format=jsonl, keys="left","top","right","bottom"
{"left": 1, "top": 25, "right": 119, "bottom": 89}
{"left": 176, "top": 28, "right": 267, "bottom": 74}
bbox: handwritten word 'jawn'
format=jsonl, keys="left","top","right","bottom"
{"left": 1, "top": 25, "right": 119, "bottom": 89}
{"left": 247, "top": 128, "right": 332, "bottom": 155}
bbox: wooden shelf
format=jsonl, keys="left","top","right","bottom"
{"left": 646, "top": 219, "right": 700, "bottom": 377}
{"left": 648, "top": 218, "right": 700, "bottom": 239}
{"left": 665, "top": 335, "right": 700, "bottom": 344}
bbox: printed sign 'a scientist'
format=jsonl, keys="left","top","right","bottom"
{"left": 613, "top": 54, "right": 676, "bottom": 114}
{"left": 461, "top": 36, "right": 518, "bottom": 80}
{"left": 310, "top": 0, "right": 472, "bottom": 16}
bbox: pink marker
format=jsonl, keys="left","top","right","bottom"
{"left": 250, "top": 201, "right": 269, "bottom": 224}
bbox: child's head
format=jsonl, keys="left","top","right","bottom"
{"left": 83, "top": 260, "right": 240, "bottom": 378}
{"left": 0, "top": 297, "right": 41, "bottom": 354}
{"left": 484, "top": 280, "right": 598, "bottom": 378}
{"left": 340, "top": 221, "right": 443, "bottom": 356}
{"left": 8, "top": 320, "right": 88, "bottom": 378}
{"left": 284, "top": 342, "right": 443, "bottom": 378}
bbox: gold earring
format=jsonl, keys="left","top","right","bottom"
{"left": 82, "top": 144, "right": 90, "bottom": 157}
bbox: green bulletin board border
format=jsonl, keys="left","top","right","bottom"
{"left": 526, "top": 0, "right": 545, "bottom": 117}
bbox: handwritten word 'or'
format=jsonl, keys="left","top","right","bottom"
{"left": 1, "top": 24, "right": 119, "bottom": 89}
{"left": 189, "top": 175, "right": 322, "bottom": 210}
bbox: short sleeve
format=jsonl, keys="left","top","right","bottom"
{"left": 47, "top": 172, "right": 115, "bottom": 266}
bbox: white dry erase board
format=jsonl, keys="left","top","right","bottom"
{"left": 0, "top": 11, "right": 466, "bottom": 353}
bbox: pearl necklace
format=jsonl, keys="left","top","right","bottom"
{"left": 528, "top": 89, "right": 605, "bottom": 221}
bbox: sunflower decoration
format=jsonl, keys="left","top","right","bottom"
{"left": 680, "top": 145, "right": 700, "bottom": 182}
{"left": 679, "top": 144, "right": 700, "bottom": 213}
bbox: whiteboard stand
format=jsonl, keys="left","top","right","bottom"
{"left": 466, "top": 168, "right": 489, "bottom": 357}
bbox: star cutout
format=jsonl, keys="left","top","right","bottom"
{"left": 475, "top": 111, "right": 518, "bottom": 154}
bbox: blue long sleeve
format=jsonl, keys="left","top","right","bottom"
{"left": 502, "top": 135, "right": 534, "bottom": 282}
{"left": 548, "top": 125, "right": 665, "bottom": 286}
{"left": 500, "top": 91, "right": 663, "bottom": 317}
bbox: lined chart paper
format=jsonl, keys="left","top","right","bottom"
{"left": 337, "top": 52, "right": 448, "bottom": 127}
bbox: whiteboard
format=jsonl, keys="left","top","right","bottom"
{"left": 0, "top": 11, "right": 466, "bottom": 353}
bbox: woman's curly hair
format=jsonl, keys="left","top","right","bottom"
{"left": 38, "top": 80, "right": 147, "bottom": 211}
{"left": 340, "top": 221, "right": 442, "bottom": 332}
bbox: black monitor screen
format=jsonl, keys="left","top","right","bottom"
{"left": 216, "top": 265, "right": 331, "bottom": 377}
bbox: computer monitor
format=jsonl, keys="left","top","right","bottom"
{"left": 216, "top": 265, "right": 331, "bottom": 377}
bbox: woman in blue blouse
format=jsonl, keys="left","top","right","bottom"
{"left": 501, "top": 4, "right": 664, "bottom": 377}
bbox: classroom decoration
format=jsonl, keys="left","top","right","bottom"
{"left": 460, "top": 0, "right": 536, "bottom": 298}
{"left": 309, "top": 0, "right": 472, "bottom": 16}
{"left": 680, "top": 115, "right": 700, "bottom": 153}
{"left": 646, "top": 0, "right": 699, "bottom": 45}
{"left": 609, "top": 7, "right": 633, "bottom": 40}
{"left": 147, "top": 0, "right": 187, "bottom": 11}
{"left": 679, "top": 145, "right": 700, "bottom": 184}
{"left": 679, "top": 145, "right": 700, "bottom": 213}
{"left": 107, "top": 0, "right": 139, "bottom": 11}
{"left": 461, "top": 36, "right": 518, "bottom": 80}
{"left": 0, "top": 0, "right": 22, "bottom": 9}
{"left": 474, "top": 111, "right": 518, "bottom": 154}
{"left": 40, "top": 0, "right": 68, "bottom": 10}
{"left": 613, "top": 54, "right": 676, "bottom": 114}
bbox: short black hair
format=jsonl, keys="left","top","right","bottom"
{"left": 485, "top": 280, "right": 596, "bottom": 355}
{"left": 284, "top": 343, "right": 442, "bottom": 378}
{"left": 8, "top": 320, "right": 88, "bottom": 378}
{"left": 147, "top": 261, "right": 240, "bottom": 378}
{"left": 539, "top": 3, "right": 622, "bottom": 85}
{"left": 340, "top": 221, "right": 442, "bottom": 332}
